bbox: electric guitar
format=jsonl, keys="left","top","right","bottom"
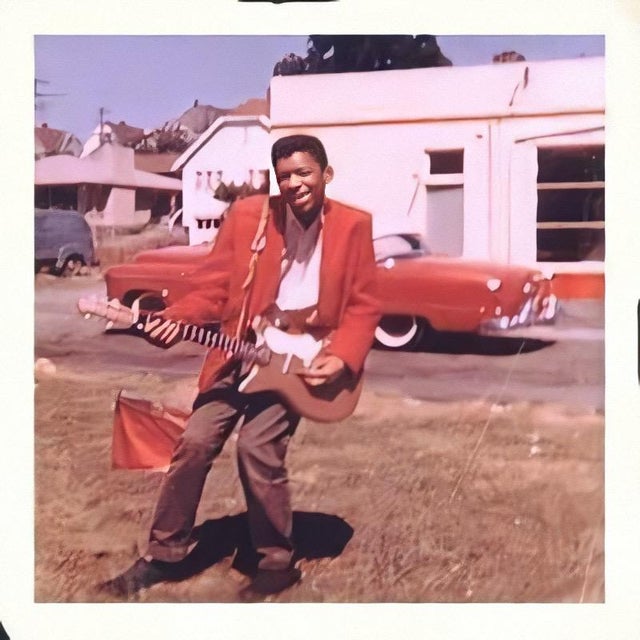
{"left": 77, "top": 297, "right": 363, "bottom": 423}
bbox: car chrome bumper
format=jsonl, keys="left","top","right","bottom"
{"left": 479, "top": 293, "right": 559, "bottom": 334}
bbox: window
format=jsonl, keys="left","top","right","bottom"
{"left": 196, "top": 218, "right": 222, "bottom": 230}
{"left": 536, "top": 145, "right": 604, "bottom": 262}
{"left": 424, "top": 149, "right": 464, "bottom": 257}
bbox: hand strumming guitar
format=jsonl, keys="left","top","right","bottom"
{"left": 250, "top": 314, "right": 346, "bottom": 387}
{"left": 299, "top": 353, "right": 346, "bottom": 387}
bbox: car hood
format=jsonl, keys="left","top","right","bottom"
{"left": 378, "top": 254, "right": 545, "bottom": 284}
{"left": 134, "top": 243, "right": 212, "bottom": 264}
{"left": 107, "top": 261, "right": 195, "bottom": 277}
{"left": 123, "top": 251, "right": 546, "bottom": 285}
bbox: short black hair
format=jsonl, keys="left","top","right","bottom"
{"left": 271, "top": 134, "right": 329, "bottom": 170}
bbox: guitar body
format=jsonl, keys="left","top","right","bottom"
{"left": 240, "top": 354, "right": 363, "bottom": 422}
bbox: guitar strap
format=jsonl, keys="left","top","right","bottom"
{"left": 236, "top": 195, "right": 271, "bottom": 339}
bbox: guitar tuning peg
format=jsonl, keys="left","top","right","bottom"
{"left": 105, "top": 320, "right": 114, "bottom": 330}
{"left": 84, "top": 313, "right": 91, "bottom": 320}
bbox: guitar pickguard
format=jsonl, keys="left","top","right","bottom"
{"left": 261, "top": 326, "right": 322, "bottom": 369}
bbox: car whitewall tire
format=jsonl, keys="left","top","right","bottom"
{"left": 374, "top": 315, "right": 425, "bottom": 350}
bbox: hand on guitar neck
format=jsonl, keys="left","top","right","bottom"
{"left": 77, "top": 297, "right": 183, "bottom": 349}
{"left": 137, "top": 313, "right": 184, "bottom": 349}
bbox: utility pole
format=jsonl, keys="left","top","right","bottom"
{"left": 34, "top": 78, "right": 66, "bottom": 111}
{"left": 99, "top": 106, "right": 112, "bottom": 144}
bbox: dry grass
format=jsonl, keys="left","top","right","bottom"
{"left": 34, "top": 369, "right": 603, "bottom": 603}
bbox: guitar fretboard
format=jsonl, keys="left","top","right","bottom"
{"left": 176, "top": 321, "right": 267, "bottom": 364}
{"left": 78, "top": 297, "right": 270, "bottom": 366}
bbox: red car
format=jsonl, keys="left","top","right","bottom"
{"left": 105, "top": 233, "right": 557, "bottom": 350}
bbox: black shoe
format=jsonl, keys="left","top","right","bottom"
{"left": 99, "top": 558, "right": 179, "bottom": 597}
{"left": 241, "top": 566, "right": 302, "bottom": 598}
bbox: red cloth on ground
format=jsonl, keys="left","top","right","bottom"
{"left": 112, "top": 390, "right": 188, "bottom": 470}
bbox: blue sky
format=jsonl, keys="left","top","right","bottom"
{"left": 35, "top": 35, "right": 604, "bottom": 141}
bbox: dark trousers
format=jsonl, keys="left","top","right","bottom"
{"left": 145, "top": 371, "right": 300, "bottom": 570}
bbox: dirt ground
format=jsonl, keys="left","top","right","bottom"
{"left": 33, "top": 230, "right": 604, "bottom": 603}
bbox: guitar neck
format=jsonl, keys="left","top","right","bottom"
{"left": 175, "top": 321, "right": 265, "bottom": 364}
{"left": 77, "top": 296, "right": 267, "bottom": 365}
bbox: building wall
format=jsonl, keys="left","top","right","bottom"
{"left": 182, "top": 122, "right": 271, "bottom": 245}
{"left": 270, "top": 119, "right": 491, "bottom": 258}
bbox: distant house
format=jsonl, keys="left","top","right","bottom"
{"left": 35, "top": 142, "right": 182, "bottom": 231}
{"left": 71, "top": 100, "right": 270, "bottom": 244}
{"left": 81, "top": 120, "right": 153, "bottom": 157}
{"left": 161, "top": 97, "right": 269, "bottom": 148}
{"left": 81, "top": 120, "right": 183, "bottom": 213}
{"left": 35, "top": 124, "right": 83, "bottom": 160}
{"left": 170, "top": 113, "right": 270, "bottom": 245}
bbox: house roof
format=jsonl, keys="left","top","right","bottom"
{"left": 174, "top": 104, "right": 228, "bottom": 135}
{"left": 35, "top": 142, "right": 182, "bottom": 191}
{"left": 169, "top": 98, "right": 268, "bottom": 135}
{"left": 134, "top": 152, "right": 181, "bottom": 174}
{"left": 81, "top": 122, "right": 154, "bottom": 158}
{"left": 35, "top": 125, "right": 83, "bottom": 158}
{"left": 270, "top": 56, "right": 605, "bottom": 127}
{"left": 229, "top": 97, "right": 269, "bottom": 117}
{"left": 104, "top": 120, "right": 149, "bottom": 147}
{"left": 170, "top": 114, "right": 271, "bottom": 172}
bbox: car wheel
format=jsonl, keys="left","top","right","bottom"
{"left": 51, "top": 254, "right": 86, "bottom": 277}
{"left": 374, "top": 315, "right": 427, "bottom": 351}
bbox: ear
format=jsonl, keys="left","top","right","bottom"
{"left": 323, "top": 165, "right": 334, "bottom": 184}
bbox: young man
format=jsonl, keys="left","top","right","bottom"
{"left": 102, "top": 134, "right": 381, "bottom": 598}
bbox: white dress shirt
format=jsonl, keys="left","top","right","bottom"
{"left": 275, "top": 205, "right": 324, "bottom": 311}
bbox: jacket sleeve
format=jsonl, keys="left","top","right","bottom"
{"left": 160, "top": 208, "right": 237, "bottom": 325}
{"left": 324, "top": 215, "right": 381, "bottom": 374}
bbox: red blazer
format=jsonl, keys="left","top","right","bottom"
{"left": 164, "top": 194, "right": 381, "bottom": 392}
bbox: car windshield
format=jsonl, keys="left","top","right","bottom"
{"left": 373, "top": 234, "right": 429, "bottom": 262}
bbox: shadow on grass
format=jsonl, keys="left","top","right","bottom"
{"left": 163, "top": 511, "right": 353, "bottom": 581}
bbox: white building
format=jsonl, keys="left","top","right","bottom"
{"left": 170, "top": 115, "right": 271, "bottom": 245}
{"left": 269, "top": 57, "right": 605, "bottom": 298}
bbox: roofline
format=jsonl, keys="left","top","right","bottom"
{"left": 34, "top": 154, "right": 182, "bottom": 191}
{"left": 132, "top": 170, "right": 182, "bottom": 190}
{"left": 170, "top": 114, "right": 271, "bottom": 172}
{"left": 270, "top": 56, "right": 605, "bottom": 127}
{"left": 34, "top": 174, "right": 182, "bottom": 191}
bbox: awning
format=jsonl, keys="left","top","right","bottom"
{"left": 35, "top": 142, "right": 182, "bottom": 191}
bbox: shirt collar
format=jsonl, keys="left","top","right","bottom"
{"left": 284, "top": 203, "right": 325, "bottom": 235}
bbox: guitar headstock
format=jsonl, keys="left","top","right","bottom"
{"left": 77, "top": 296, "right": 138, "bottom": 330}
